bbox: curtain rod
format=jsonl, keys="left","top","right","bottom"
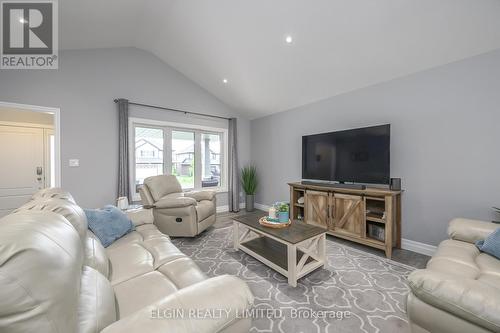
{"left": 114, "top": 99, "right": 231, "bottom": 120}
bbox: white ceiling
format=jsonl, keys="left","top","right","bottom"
{"left": 61, "top": 0, "right": 500, "bottom": 118}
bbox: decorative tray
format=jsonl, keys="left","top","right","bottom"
{"left": 259, "top": 216, "right": 291, "bottom": 228}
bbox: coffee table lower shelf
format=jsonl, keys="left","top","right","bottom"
{"left": 233, "top": 221, "right": 326, "bottom": 287}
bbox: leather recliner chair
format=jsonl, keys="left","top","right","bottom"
{"left": 139, "top": 175, "right": 217, "bottom": 237}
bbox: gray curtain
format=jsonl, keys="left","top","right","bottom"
{"left": 228, "top": 118, "right": 240, "bottom": 212}
{"left": 117, "top": 99, "right": 130, "bottom": 201}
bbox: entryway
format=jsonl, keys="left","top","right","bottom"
{"left": 0, "top": 101, "right": 61, "bottom": 218}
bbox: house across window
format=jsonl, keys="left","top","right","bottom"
{"left": 130, "top": 119, "right": 227, "bottom": 200}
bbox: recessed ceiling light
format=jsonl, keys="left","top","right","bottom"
{"left": 222, "top": 78, "right": 228, "bottom": 84}
{"left": 285, "top": 35, "right": 293, "bottom": 44}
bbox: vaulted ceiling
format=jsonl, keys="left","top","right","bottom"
{"left": 61, "top": 0, "right": 500, "bottom": 118}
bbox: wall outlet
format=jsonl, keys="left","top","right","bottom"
{"left": 69, "top": 159, "right": 80, "bottom": 167}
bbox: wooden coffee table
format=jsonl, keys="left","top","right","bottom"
{"left": 233, "top": 213, "right": 327, "bottom": 287}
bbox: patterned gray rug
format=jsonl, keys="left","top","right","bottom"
{"left": 171, "top": 225, "right": 414, "bottom": 333}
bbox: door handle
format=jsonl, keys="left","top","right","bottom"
{"left": 36, "top": 166, "right": 43, "bottom": 175}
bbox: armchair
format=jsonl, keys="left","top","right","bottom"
{"left": 139, "top": 175, "right": 217, "bottom": 237}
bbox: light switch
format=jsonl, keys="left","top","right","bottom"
{"left": 69, "top": 159, "right": 80, "bottom": 167}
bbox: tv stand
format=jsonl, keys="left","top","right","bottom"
{"left": 290, "top": 181, "right": 402, "bottom": 258}
{"left": 301, "top": 180, "right": 366, "bottom": 190}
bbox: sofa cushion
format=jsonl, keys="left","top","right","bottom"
{"left": 155, "top": 194, "right": 197, "bottom": 209}
{"left": 196, "top": 199, "right": 216, "bottom": 222}
{"left": 78, "top": 266, "right": 116, "bottom": 333}
{"left": 476, "top": 228, "right": 500, "bottom": 259}
{"left": 15, "top": 198, "right": 89, "bottom": 242}
{"left": 408, "top": 270, "right": 500, "bottom": 332}
{"left": 85, "top": 205, "right": 135, "bottom": 247}
{"left": 106, "top": 228, "right": 187, "bottom": 285}
{"left": 426, "top": 239, "right": 480, "bottom": 278}
{"left": 107, "top": 243, "right": 154, "bottom": 285}
{"left": 107, "top": 224, "right": 167, "bottom": 249}
{"left": 409, "top": 228, "right": 500, "bottom": 333}
{"left": 448, "top": 218, "right": 498, "bottom": 244}
{"left": 101, "top": 275, "right": 254, "bottom": 333}
{"left": 31, "top": 187, "right": 77, "bottom": 204}
{"left": 144, "top": 175, "right": 182, "bottom": 202}
{"left": 113, "top": 271, "right": 178, "bottom": 318}
{"left": 85, "top": 231, "right": 110, "bottom": 277}
{"left": 142, "top": 238, "right": 186, "bottom": 269}
{"left": 476, "top": 253, "right": 500, "bottom": 288}
{"left": 157, "top": 257, "right": 207, "bottom": 288}
{"left": 0, "top": 211, "right": 83, "bottom": 333}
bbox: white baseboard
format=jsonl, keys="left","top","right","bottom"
{"left": 217, "top": 203, "right": 245, "bottom": 213}
{"left": 253, "top": 203, "right": 436, "bottom": 256}
{"left": 401, "top": 239, "right": 436, "bottom": 256}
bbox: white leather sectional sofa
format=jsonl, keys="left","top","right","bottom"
{"left": 0, "top": 188, "right": 254, "bottom": 333}
{"left": 407, "top": 218, "right": 500, "bottom": 333}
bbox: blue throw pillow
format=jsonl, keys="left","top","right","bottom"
{"left": 476, "top": 228, "right": 500, "bottom": 259}
{"left": 84, "top": 205, "right": 135, "bottom": 247}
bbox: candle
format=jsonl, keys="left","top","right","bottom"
{"left": 269, "top": 206, "right": 276, "bottom": 219}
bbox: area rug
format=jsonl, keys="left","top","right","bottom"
{"left": 171, "top": 225, "right": 415, "bottom": 333}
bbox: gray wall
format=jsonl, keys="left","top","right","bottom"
{"left": 251, "top": 49, "right": 500, "bottom": 246}
{"left": 0, "top": 47, "right": 250, "bottom": 208}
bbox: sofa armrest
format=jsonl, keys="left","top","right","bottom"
{"left": 447, "top": 218, "right": 498, "bottom": 244}
{"left": 101, "top": 275, "right": 254, "bottom": 333}
{"left": 126, "top": 208, "right": 154, "bottom": 226}
{"left": 408, "top": 269, "right": 500, "bottom": 332}
{"left": 154, "top": 196, "right": 197, "bottom": 209}
{"left": 184, "top": 190, "right": 216, "bottom": 202}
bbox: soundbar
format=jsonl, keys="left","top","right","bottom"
{"left": 301, "top": 181, "right": 366, "bottom": 190}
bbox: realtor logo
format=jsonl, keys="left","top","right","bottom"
{"left": 1, "top": 1, "right": 58, "bottom": 69}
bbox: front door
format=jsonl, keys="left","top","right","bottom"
{"left": 0, "top": 125, "right": 45, "bottom": 217}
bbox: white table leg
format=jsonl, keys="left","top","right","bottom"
{"left": 233, "top": 221, "right": 239, "bottom": 250}
{"left": 319, "top": 233, "right": 326, "bottom": 268}
{"left": 287, "top": 244, "right": 297, "bottom": 287}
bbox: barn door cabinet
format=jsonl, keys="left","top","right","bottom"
{"left": 289, "top": 182, "right": 402, "bottom": 258}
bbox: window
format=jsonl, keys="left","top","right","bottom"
{"left": 134, "top": 127, "right": 164, "bottom": 191}
{"left": 201, "top": 133, "right": 221, "bottom": 188}
{"left": 130, "top": 119, "right": 227, "bottom": 200}
{"left": 171, "top": 130, "right": 195, "bottom": 189}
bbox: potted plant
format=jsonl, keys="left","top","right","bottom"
{"left": 276, "top": 202, "right": 289, "bottom": 223}
{"left": 241, "top": 165, "right": 258, "bottom": 212}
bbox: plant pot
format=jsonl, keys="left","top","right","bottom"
{"left": 278, "top": 211, "right": 289, "bottom": 223}
{"left": 245, "top": 194, "right": 255, "bottom": 212}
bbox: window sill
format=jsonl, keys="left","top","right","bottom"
{"left": 184, "top": 187, "right": 228, "bottom": 194}
{"left": 132, "top": 188, "right": 228, "bottom": 203}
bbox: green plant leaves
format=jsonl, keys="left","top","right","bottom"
{"left": 241, "top": 165, "right": 258, "bottom": 195}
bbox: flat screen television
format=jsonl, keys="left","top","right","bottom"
{"left": 302, "top": 124, "right": 390, "bottom": 185}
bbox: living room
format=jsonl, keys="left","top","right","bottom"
{"left": 0, "top": 1, "right": 499, "bottom": 333}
